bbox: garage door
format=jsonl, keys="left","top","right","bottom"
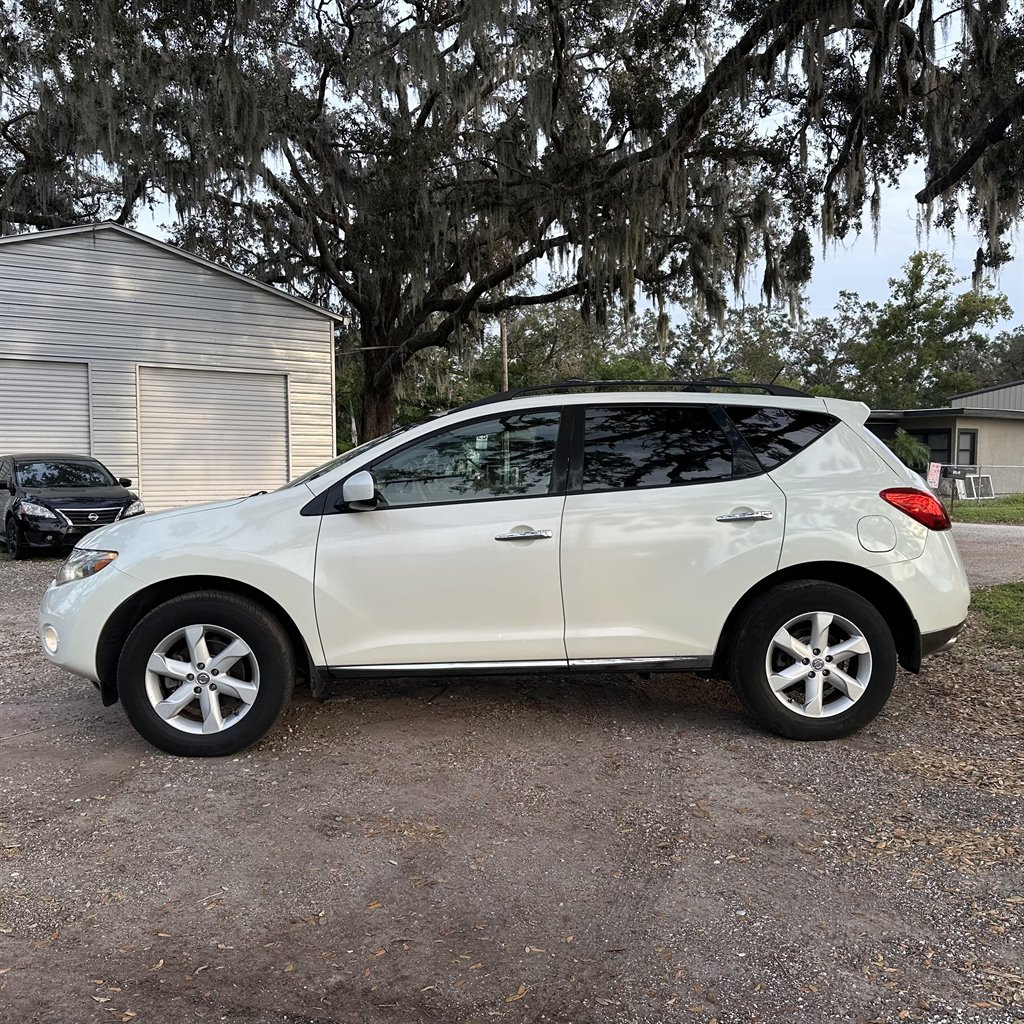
{"left": 0, "top": 358, "right": 91, "bottom": 452}
{"left": 139, "top": 366, "right": 289, "bottom": 511}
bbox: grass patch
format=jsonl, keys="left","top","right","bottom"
{"left": 971, "top": 583, "right": 1024, "bottom": 648}
{"left": 950, "top": 493, "right": 1024, "bottom": 524}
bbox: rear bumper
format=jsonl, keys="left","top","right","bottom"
{"left": 921, "top": 620, "right": 967, "bottom": 659}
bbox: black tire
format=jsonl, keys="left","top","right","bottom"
{"left": 4, "top": 517, "right": 27, "bottom": 560}
{"left": 728, "top": 581, "right": 897, "bottom": 740}
{"left": 118, "top": 591, "right": 296, "bottom": 756}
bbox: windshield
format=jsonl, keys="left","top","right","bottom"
{"left": 15, "top": 460, "right": 116, "bottom": 489}
{"left": 279, "top": 426, "right": 410, "bottom": 489}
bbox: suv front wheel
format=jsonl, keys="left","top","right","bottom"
{"left": 118, "top": 591, "right": 296, "bottom": 756}
{"left": 729, "top": 582, "right": 897, "bottom": 740}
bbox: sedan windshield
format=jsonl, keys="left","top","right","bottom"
{"left": 15, "top": 460, "right": 116, "bottom": 489}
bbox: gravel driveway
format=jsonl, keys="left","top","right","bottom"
{"left": 951, "top": 523, "right": 1024, "bottom": 587}
{"left": 1, "top": 557, "right": 1022, "bottom": 1024}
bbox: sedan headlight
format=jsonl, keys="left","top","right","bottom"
{"left": 17, "top": 501, "right": 59, "bottom": 519}
{"left": 55, "top": 548, "right": 118, "bottom": 586}
{"left": 124, "top": 499, "right": 145, "bottom": 517}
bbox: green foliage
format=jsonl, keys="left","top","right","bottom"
{"left": 389, "top": 302, "right": 674, "bottom": 424}
{"left": 985, "top": 326, "right": 1024, "bottom": 382}
{"left": 882, "top": 429, "right": 931, "bottom": 473}
{"left": 950, "top": 494, "right": 1024, "bottom": 526}
{"left": 846, "top": 253, "right": 1012, "bottom": 409}
{"left": 970, "top": 583, "right": 1024, "bottom": 648}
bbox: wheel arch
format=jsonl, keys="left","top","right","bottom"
{"left": 713, "top": 561, "right": 920, "bottom": 678}
{"left": 95, "top": 575, "right": 320, "bottom": 706}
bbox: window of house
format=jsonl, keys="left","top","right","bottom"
{"left": 956, "top": 430, "right": 977, "bottom": 467}
{"left": 906, "top": 429, "right": 951, "bottom": 465}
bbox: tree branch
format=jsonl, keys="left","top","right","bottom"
{"left": 476, "top": 283, "right": 581, "bottom": 315}
{"left": 916, "top": 88, "right": 1024, "bottom": 203}
{"left": 606, "top": 0, "right": 835, "bottom": 178}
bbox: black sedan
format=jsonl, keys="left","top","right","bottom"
{"left": 1, "top": 454, "right": 145, "bottom": 559}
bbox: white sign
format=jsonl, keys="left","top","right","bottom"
{"left": 927, "top": 462, "right": 942, "bottom": 488}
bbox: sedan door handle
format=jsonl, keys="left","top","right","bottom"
{"left": 494, "top": 529, "right": 554, "bottom": 542}
{"left": 715, "top": 510, "right": 775, "bottom": 523}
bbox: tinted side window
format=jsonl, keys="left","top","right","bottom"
{"left": 372, "top": 411, "right": 560, "bottom": 507}
{"left": 728, "top": 407, "right": 837, "bottom": 470}
{"left": 581, "top": 406, "right": 734, "bottom": 491}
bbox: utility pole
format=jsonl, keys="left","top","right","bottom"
{"left": 499, "top": 312, "right": 509, "bottom": 391}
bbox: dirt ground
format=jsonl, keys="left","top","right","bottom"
{"left": 1, "top": 553, "right": 1023, "bottom": 1024}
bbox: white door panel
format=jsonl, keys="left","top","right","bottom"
{"left": 561, "top": 476, "right": 786, "bottom": 658}
{"left": 139, "top": 366, "right": 288, "bottom": 511}
{"left": 0, "top": 358, "right": 90, "bottom": 451}
{"left": 314, "top": 496, "right": 567, "bottom": 666}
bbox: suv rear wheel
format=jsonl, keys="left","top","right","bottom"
{"left": 118, "top": 591, "right": 295, "bottom": 756}
{"left": 729, "top": 582, "right": 897, "bottom": 740}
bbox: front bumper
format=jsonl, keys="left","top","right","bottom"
{"left": 38, "top": 564, "right": 144, "bottom": 684}
{"left": 20, "top": 518, "right": 110, "bottom": 550}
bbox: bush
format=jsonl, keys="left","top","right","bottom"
{"left": 883, "top": 428, "right": 931, "bottom": 472}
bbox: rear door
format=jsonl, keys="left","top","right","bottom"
{"left": 559, "top": 402, "right": 786, "bottom": 663}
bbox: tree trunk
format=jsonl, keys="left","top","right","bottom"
{"left": 358, "top": 334, "right": 402, "bottom": 441}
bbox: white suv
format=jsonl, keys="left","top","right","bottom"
{"left": 38, "top": 380, "right": 969, "bottom": 757}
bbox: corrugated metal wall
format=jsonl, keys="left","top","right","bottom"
{"left": 950, "top": 382, "right": 1024, "bottom": 411}
{"left": 0, "top": 227, "right": 335, "bottom": 507}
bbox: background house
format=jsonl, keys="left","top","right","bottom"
{"left": 0, "top": 223, "right": 338, "bottom": 510}
{"left": 868, "top": 380, "right": 1024, "bottom": 495}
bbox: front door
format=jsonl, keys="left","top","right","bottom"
{"left": 313, "top": 409, "right": 569, "bottom": 668}
{"left": 559, "top": 403, "right": 786, "bottom": 662}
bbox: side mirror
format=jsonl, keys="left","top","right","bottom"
{"left": 118, "top": 477, "right": 132, "bottom": 487}
{"left": 339, "top": 470, "right": 378, "bottom": 511}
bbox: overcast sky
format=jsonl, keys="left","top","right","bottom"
{"left": 801, "top": 164, "right": 1023, "bottom": 327}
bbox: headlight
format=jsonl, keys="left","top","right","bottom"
{"left": 18, "top": 501, "right": 58, "bottom": 519}
{"left": 55, "top": 548, "right": 118, "bottom": 586}
{"left": 124, "top": 499, "right": 145, "bottom": 517}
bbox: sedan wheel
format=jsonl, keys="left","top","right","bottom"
{"left": 118, "top": 591, "right": 295, "bottom": 756}
{"left": 4, "top": 518, "right": 25, "bottom": 560}
{"left": 729, "top": 582, "right": 896, "bottom": 740}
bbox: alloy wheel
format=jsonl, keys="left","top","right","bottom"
{"left": 764, "top": 610, "right": 873, "bottom": 719}
{"left": 144, "top": 623, "right": 261, "bottom": 735}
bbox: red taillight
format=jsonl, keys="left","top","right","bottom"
{"left": 879, "top": 487, "right": 952, "bottom": 531}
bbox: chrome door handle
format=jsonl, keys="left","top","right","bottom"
{"left": 495, "top": 529, "right": 554, "bottom": 541}
{"left": 715, "top": 510, "right": 774, "bottom": 522}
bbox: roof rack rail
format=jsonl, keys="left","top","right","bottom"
{"left": 454, "top": 376, "right": 809, "bottom": 412}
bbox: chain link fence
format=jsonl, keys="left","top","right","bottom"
{"left": 932, "top": 464, "right": 1024, "bottom": 498}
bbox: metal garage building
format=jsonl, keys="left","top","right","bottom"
{"left": 0, "top": 223, "right": 338, "bottom": 510}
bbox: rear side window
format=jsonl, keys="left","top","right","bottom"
{"left": 727, "top": 406, "right": 836, "bottom": 470}
{"left": 581, "top": 406, "right": 735, "bottom": 491}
